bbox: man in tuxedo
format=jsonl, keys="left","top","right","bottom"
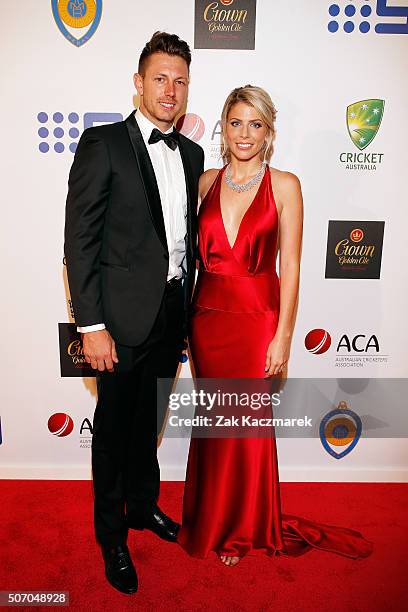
{"left": 64, "top": 32, "right": 204, "bottom": 594}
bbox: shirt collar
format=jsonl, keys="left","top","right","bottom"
{"left": 135, "top": 108, "right": 174, "bottom": 139}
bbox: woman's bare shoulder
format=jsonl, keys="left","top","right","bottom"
{"left": 269, "top": 167, "right": 303, "bottom": 215}
{"left": 269, "top": 167, "right": 301, "bottom": 192}
{"left": 199, "top": 168, "right": 220, "bottom": 201}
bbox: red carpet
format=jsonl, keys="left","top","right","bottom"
{"left": 0, "top": 481, "right": 406, "bottom": 611}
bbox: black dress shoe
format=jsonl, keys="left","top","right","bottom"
{"left": 102, "top": 544, "right": 138, "bottom": 594}
{"left": 128, "top": 507, "right": 180, "bottom": 542}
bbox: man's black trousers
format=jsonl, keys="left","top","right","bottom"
{"left": 91, "top": 280, "right": 184, "bottom": 547}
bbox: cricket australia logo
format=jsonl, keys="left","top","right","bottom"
{"left": 339, "top": 98, "right": 385, "bottom": 171}
{"left": 347, "top": 99, "right": 385, "bottom": 150}
{"left": 52, "top": 0, "right": 103, "bottom": 47}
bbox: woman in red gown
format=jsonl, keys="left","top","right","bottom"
{"left": 177, "top": 86, "right": 373, "bottom": 566}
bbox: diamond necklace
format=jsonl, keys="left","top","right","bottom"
{"left": 224, "top": 162, "right": 267, "bottom": 193}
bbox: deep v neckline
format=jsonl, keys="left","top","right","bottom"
{"left": 218, "top": 165, "right": 267, "bottom": 251}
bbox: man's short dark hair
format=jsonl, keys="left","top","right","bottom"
{"left": 138, "top": 31, "right": 191, "bottom": 75}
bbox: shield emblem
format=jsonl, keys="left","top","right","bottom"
{"left": 52, "top": 0, "right": 103, "bottom": 47}
{"left": 346, "top": 99, "right": 384, "bottom": 150}
{"left": 319, "top": 401, "right": 362, "bottom": 460}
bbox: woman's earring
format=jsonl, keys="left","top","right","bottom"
{"left": 261, "top": 141, "right": 267, "bottom": 163}
{"left": 221, "top": 137, "right": 229, "bottom": 163}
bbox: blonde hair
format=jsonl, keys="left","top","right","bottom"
{"left": 221, "top": 85, "right": 277, "bottom": 164}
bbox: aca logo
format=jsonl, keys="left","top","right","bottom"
{"left": 319, "top": 401, "right": 362, "bottom": 459}
{"left": 48, "top": 413, "right": 93, "bottom": 447}
{"left": 305, "top": 329, "right": 332, "bottom": 355}
{"left": 48, "top": 413, "right": 74, "bottom": 437}
{"left": 339, "top": 99, "right": 385, "bottom": 171}
{"left": 176, "top": 114, "right": 205, "bottom": 142}
{"left": 79, "top": 418, "right": 93, "bottom": 448}
{"left": 327, "top": 1, "right": 408, "bottom": 34}
{"left": 37, "top": 111, "right": 123, "bottom": 154}
{"left": 205, "top": 119, "right": 223, "bottom": 160}
{"left": 52, "top": 0, "right": 103, "bottom": 47}
{"left": 305, "top": 329, "right": 387, "bottom": 368}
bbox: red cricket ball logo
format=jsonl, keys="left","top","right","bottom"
{"left": 48, "top": 413, "right": 74, "bottom": 437}
{"left": 176, "top": 113, "right": 205, "bottom": 142}
{"left": 304, "top": 329, "right": 332, "bottom": 355}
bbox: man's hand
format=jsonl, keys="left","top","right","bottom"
{"left": 82, "top": 329, "right": 119, "bottom": 372}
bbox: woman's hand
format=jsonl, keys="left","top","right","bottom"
{"left": 264, "top": 335, "right": 291, "bottom": 377}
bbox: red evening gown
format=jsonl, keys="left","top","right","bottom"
{"left": 177, "top": 166, "right": 373, "bottom": 560}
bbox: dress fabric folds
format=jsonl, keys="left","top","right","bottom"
{"left": 177, "top": 166, "right": 373, "bottom": 560}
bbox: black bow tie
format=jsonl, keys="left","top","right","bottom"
{"left": 148, "top": 128, "right": 179, "bottom": 150}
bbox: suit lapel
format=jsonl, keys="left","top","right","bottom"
{"left": 125, "top": 111, "right": 168, "bottom": 252}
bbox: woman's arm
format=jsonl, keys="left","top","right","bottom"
{"left": 265, "top": 170, "right": 303, "bottom": 376}
{"left": 198, "top": 168, "right": 219, "bottom": 210}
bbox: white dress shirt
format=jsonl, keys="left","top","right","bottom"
{"left": 77, "top": 108, "right": 187, "bottom": 333}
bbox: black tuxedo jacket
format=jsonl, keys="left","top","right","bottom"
{"left": 64, "top": 111, "right": 204, "bottom": 346}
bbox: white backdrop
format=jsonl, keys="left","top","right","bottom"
{"left": 1, "top": 1, "right": 407, "bottom": 481}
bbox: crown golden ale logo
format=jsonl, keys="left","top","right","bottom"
{"left": 203, "top": 1, "right": 248, "bottom": 32}
{"left": 350, "top": 228, "right": 363, "bottom": 242}
{"left": 67, "top": 339, "right": 87, "bottom": 366}
{"left": 195, "top": 0, "right": 256, "bottom": 50}
{"left": 325, "top": 220, "right": 384, "bottom": 279}
{"left": 59, "top": 323, "right": 96, "bottom": 377}
{"left": 335, "top": 227, "right": 374, "bottom": 267}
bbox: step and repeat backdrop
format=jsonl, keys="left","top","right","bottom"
{"left": 1, "top": 1, "right": 407, "bottom": 480}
